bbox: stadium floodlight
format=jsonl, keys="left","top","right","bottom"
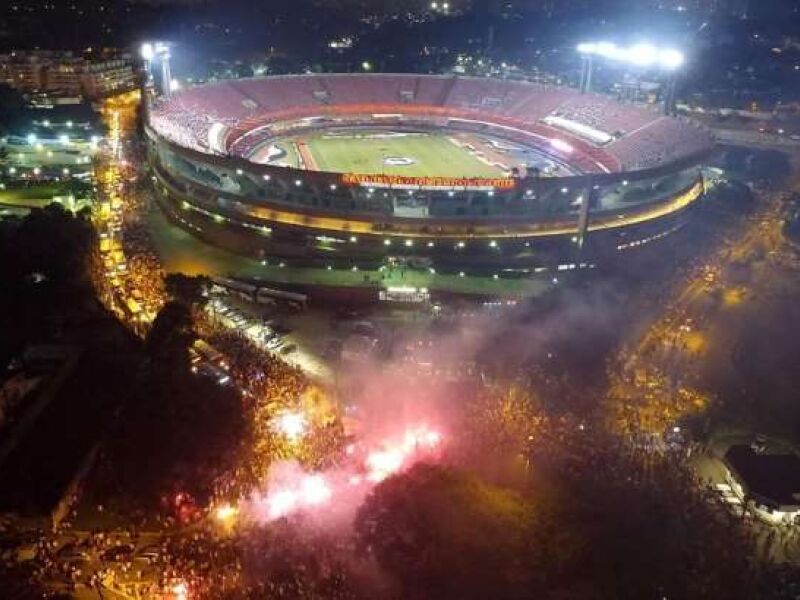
{"left": 628, "top": 43, "right": 658, "bottom": 67}
{"left": 154, "top": 42, "right": 170, "bottom": 58}
{"left": 594, "top": 41, "right": 622, "bottom": 60}
{"left": 26, "top": 133, "right": 36, "bottom": 145}
{"left": 170, "top": 79, "right": 181, "bottom": 91}
{"left": 659, "top": 48, "right": 685, "bottom": 70}
{"left": 140, "top": 42, "right": 154, "bottom": 61}
{"left": 578, "top": 41, "right": 684, "bottom": 70}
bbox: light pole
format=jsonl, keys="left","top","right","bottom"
{"left": 155, "top": 43, "right": 172, "bottom": 98}
{"left": 658, "top": 49, "right": 685, "bottom": 116}
{"left": 140, "top": 43, "right": 154, "bottom": 87}
{"left": 577, "top": 43, "right": 595, "bottom": 93}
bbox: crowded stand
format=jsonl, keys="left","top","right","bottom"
{"left": 548, "top": 94, "right": 658, "bottom": 136}
{"left": 148, "top": 74, "right": 714, "bottom": 173}
{"left": 505, "top": 84, "right": 575, "bottom": 120}
{"left": 232, "top": 76, "right": 325, "bottom": 112}
{"left": 607, "top": 116, "right": 715, "bottom": 171}
{"left": 411, "top": 74, "right": 452, "bottom": 105}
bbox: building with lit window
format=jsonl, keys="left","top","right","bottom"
{"left": 0, "top": 51, "right": 136, "bottom": 100}
{"left": 724, "top": 445, "right": 800, "bottom": 523}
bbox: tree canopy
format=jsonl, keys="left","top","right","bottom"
{"left": 355, "top": 463, "right": 536, "bottom": 600}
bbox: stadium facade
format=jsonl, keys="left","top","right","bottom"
{"left": 144, "top": 74, "right": 714, "bottom": 275}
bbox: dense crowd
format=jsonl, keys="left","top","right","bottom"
{"left": 8, "top": 90, "right": 793, "bottom": 599}
{"left": 120, "top": 222, "right": 166, "bottom": 317}
{"left": 149, "top": 74, "right": 713, "bottom": 173}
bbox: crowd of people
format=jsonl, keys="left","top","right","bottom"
{"left": 149, "top": 73, "right": 713, "bottom": 174}
{"left": 8, "top": 84, "right": 796, "bottom": 599}
{"left": 120, "top": 221, "right": 167, "bottom": 318}
{"left": 201, "top": 322, "right": 345, "bottom": 497}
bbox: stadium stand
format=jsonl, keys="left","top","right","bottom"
{"left": 607, "top": 116, "right": 715, "bottom": 171}
{"left": 148, "top": 74, "right": 713, "bottom": 172}
{"left": 548, "top": 94, "right": 658, "bottom": 136}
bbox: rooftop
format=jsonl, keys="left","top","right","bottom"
{"left": 724, "top": 444, "right": 800, "bottom": 508}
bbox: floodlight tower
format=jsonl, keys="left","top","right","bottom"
{"left": 155, "top": 42, "right": 172, "bottom": 98}
{"left": 140, "top": 43, "right": 155, "bottom": 86}
{"left": 577, "top": 43, "right": 595, "bottom": 93}
{"left": 575, "top": 42, "right": 685, "bottom": 114}
{"left": 659, "top": 49, "right": 685, "bottom": 116}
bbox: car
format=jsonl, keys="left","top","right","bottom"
{"left": 100, "top": 544, "right": 134, "bottom": 562}
{"left": 134, "top": 545, "right": 161, "bottom": 564}
{"left": 57, "top": 542, "right": 88, "bottom": 562}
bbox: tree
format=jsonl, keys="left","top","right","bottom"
{"left": 164, "top": 273, "right": 211, "bottom": 310}
{"left": 145, "top": 300, "right": 194, "bottom": 376}
{"left": 0, "top": 84, "right": 25, "bottom": 135}
{"left": 526, "top": 421, "right": 757, "bottom": 600}
{"left": 355, "top": 463, "right": 535, "bottom": 600}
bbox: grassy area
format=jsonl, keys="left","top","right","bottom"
{"left": 0, "top": 184, "right": 63, "bottom": 209}
{"left": 251, "top": 140, "right": 302, "bottom": 168}
{"left": 302, "top": 131, "right": 503, "bottom": 178}
{"left": 0, "top": 183, "right": 92, "bottom": 211}
{"left": 146, "top": 208, "right": 549, "bottom": 297}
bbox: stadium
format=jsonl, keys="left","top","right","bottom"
{"left": 144, "top": 73, "right": 714, "bottom": 277}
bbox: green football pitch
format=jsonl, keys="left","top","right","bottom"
{"left": 270, "top": 131, "right": 506, "bottom": 178}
